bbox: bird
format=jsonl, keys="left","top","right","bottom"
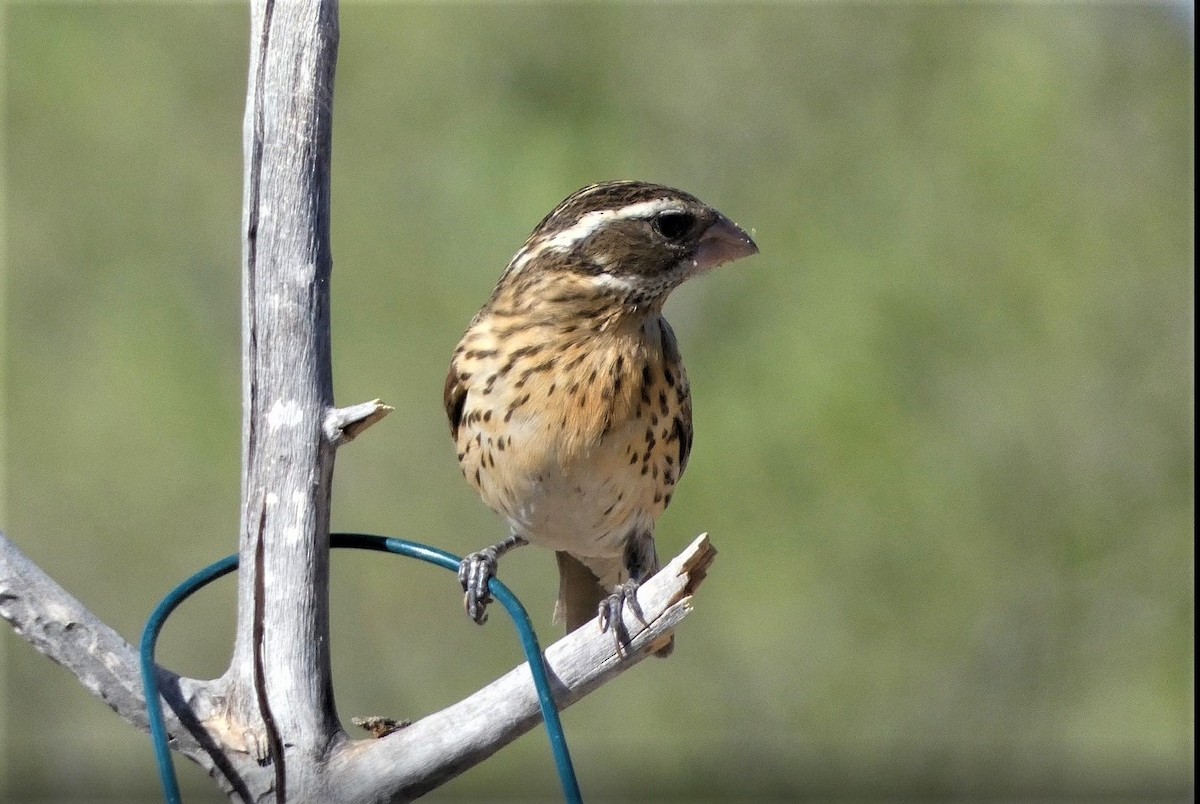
{"left": 444, "top": 180, "right": 758, "bottom": 656}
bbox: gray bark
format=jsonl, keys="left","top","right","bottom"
{"left": 1, "top": 526, "right": 712, "bottom": 802}
{"left": 225, "top": 0, "right": 343, "bottom": 797}
{"left": 0, "top": 1, "right": 714, "bottom": 801}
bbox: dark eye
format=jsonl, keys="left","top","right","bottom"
{"left": 654, "top": 211, "right": 695, "bottom": 241}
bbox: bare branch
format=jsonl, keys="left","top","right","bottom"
{"left": 3, "top": 522, "right": 716, "bottom": 802}
{"left": 324, "top": 399, "right": 394, "bottom": 446}
{"left": 221, "top": 0, "right": 345, "bottom": 798}
{"left": 3, "top": 0, "right": 723, "bottom": 798}
{"left": 330, "top": 534, "right": 716, "bottom": 801}
{"left": 0, "top": 531, "right": 224, "bottom": 774}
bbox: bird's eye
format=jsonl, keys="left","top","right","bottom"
{"left": 654, "top": 211, "right": 695, "bottom": 241}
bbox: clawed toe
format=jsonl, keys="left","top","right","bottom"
{"left": 458, "top": 549, "right": 498, "bottom": 625}
{"left": 598, "top": 581, "right": 645, "bottom": 655}
{"left": 457, "top": 534, "right": 528, "bottom": 626}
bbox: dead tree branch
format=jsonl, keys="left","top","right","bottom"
{"left": 1, "top": 1, "right": 714, "bottom": 800}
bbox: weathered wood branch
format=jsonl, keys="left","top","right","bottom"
{"left": 4, "top": 522, "right": 713, "bottom": 802}
{"left": 331, "top": 534, "right": 716, "bottom": 801}
{"left": 1, "top": 0, "right": 717, "bottom": 800}
{"left": 0, "top": 530, "right": 223, "bottom": 778}
{"left": 218, "top": 0, "right": 345, "bottom": 799}
{"left": 325, "top": 400, "right": 394, "bottom": 445}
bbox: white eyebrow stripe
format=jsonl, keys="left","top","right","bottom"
{"left": 506, "top": 244, "right": 535, "bottom": 275}
{"left": 542, "top": 198, "right": 679, "bottom": 253}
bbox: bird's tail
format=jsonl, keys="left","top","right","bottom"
{"left": 554, "top": 551, "right": 674, "bottom": 657}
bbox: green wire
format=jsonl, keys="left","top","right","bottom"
{"left": 140, "top": 553, "right": 238, "bottom": 804}
{"left": 140, "top": 533, "right": 582, "bottom": 804}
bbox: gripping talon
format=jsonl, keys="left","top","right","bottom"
{"left": 458, "top": 534, "right": 528, "bottom": 626}
{"left": 598, "top": 580, "right": 643, "bottom": 655}
{"left": 459, "top": 549, "right": 499, "bottom": 624}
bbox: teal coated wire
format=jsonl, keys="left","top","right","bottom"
{"left": 140, "top": 553, "right": 239, "bottom": 804}
{"left": 140, "top": 533, "right": 582, "bottom": 804}
{"left": 330, "top": 533, "right": 581, "bottom": 804}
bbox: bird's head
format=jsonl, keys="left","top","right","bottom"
{"left": 498, "top": 181, "right": 759, "bottom": 312}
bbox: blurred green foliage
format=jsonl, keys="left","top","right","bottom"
{"left": 3, "top": 4, "right": 1193, "bottom": 802}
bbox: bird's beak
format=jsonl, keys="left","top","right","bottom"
{"left": 693, "top": 213, "right": 759, "bottom": 272}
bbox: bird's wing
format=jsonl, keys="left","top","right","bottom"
{"left": 658, "top": 318, "right": 694, "bottom": 478}
{"left": 675, "top": 388, "right": 694, "bottom": 478}
{"left": 443, "top": 362, "right": 468, "bottom": 437}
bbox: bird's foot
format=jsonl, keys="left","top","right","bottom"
{"left": 598, "top": 580, "right": 647, "bottom": 655}
{"left": 458, "top": 534, "right": 527, "bottom": 625}
{"left": 458, "top": 549, "right": 499, "bottom": 624}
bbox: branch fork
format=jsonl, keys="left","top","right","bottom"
{"left": 0, "top": 528, "right": 714, "bottom": 800}
{"left": 0, "top": 0, "right": 717, "bottom": 800}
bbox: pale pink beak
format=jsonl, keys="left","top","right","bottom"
{"left": 693, "top": 213, "right": 759, "bottom": 271}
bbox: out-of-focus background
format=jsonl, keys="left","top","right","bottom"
{"left": 2, "top": 4, "right": 1193, "bottom": 802}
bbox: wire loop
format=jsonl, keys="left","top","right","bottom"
{"left": 140, "top": 533, "right": 582, "bottom": 804}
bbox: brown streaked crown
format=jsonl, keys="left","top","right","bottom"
{"left": 531, "top": 181, "right": 705, "bottom": 232}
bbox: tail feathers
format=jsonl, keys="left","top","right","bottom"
{"left": 554, "top": 551, "right": 608, "bottom": 632}
{"left": 554, "top": 551, "right": 674, "bottom": 657}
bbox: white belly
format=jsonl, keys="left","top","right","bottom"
{"left": 493, "top": 418, "right": 657, "bottom": 558}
